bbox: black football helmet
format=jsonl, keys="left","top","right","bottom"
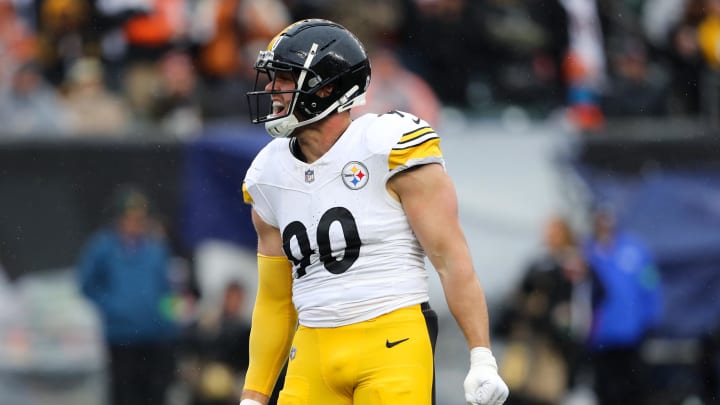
{"left": 247, "top": 19, "right": 371, "bottom": 138}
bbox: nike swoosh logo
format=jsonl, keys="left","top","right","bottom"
{"left": 412, "top": 117, "right": 421, "bottom": 124}
{"left": 386, "top": 338, "right": 410, "bottom": 348}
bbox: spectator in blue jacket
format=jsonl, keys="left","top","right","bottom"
{"left": 77, "top": 184, "right": 179, "bottom": 405}
{"left": 583, "top": 205, "right": 663, "bottom": 405}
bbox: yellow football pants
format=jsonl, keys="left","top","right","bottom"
{"left": 277, "top": 304, "right": 434, "bottom": 405}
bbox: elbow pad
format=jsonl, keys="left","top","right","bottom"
{"left": 243, "top": 254, "right": 298, "bottom": 396}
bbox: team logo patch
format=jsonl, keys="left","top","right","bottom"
{"left": 341, "top": 161, "right": 369, "bottom": 190}
{"left": 305, "top": 169, "right": 315, "bottom": 183}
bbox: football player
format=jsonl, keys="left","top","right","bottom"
{"left": 239, "top": 19, "right": 509, "bottom": 405}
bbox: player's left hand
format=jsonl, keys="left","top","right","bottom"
{"left": 463, "top": 347, "right": 509, "bottom": 405}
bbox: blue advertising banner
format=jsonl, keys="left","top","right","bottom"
{"left": 574, "top": 165, "right": 720, "bottom": 338}
{"left": 180, "top": 124, "right": 269, "bottom": 252}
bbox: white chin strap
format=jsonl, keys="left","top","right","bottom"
{"left": 265, "top": 113, "right": 300, "bottom": 138}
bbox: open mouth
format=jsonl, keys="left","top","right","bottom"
{"left": 269, "top": 100, "right": 286, "bottom": 118}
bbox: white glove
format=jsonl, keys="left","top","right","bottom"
{"left": 239, "top": 400, "right": 263, "bottom": 405}
{"left": 463, "top": 347, "right": 509, "bottom": 405}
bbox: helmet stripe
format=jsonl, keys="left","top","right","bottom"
{"left": 267, "top": 20, "right": 306, "bottom": 51}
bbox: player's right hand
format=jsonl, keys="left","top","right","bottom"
{"left": 463, "top": 347, "right": 509, "bottom": 405}
{"left": 239, "top": 399, "right": 263, "bottom": 405}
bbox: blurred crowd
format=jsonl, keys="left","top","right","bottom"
{"left": 1, "top": 0, "right": 720, "bottom": 138}
{"left": 75, "top": 184, "right": 253, "bottom": 405}
{"left": 495, "top": 207, "right": 672, "bottom": 405}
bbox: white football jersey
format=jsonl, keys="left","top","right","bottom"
{"left": 243, "top": 111, "right": 445, "bottom": 327}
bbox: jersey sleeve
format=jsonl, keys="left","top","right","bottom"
{"left": 242, "top": 146, "right": 279, "bottom": 228}
{"left": 371, "top": 110, "right": 445, "bottom": 178}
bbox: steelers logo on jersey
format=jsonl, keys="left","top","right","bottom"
{"left": 341, "top": 161, "right": 369, "bottom": 190}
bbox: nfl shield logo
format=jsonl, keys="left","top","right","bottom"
{"left": 305, "top": 169, "right": 315, "bottom": 183}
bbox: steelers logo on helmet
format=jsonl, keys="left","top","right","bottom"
{"left": 341, "top": 161, "right": 369, "bottom": 190}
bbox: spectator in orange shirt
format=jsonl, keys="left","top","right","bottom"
{"left": 0, "top": 0, "right": 38, "bottom": 86}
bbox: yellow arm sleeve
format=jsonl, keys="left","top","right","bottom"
{"left": 243, "top": 254, "right": 298, "bottom": 396}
